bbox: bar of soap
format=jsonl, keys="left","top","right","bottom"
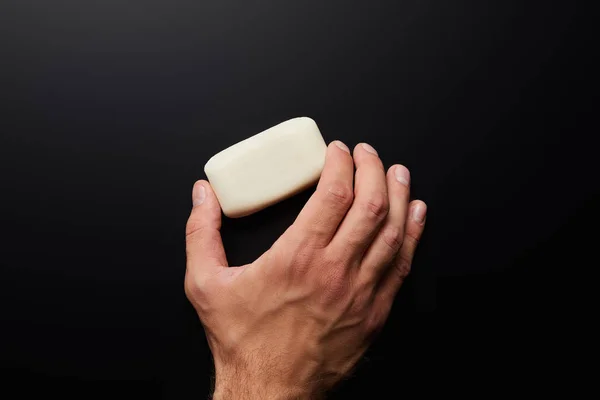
{"left": 204, "top": 117, "right": 327, "bottom": 218}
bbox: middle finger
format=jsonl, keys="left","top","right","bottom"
{"left": 328, "top": 143, "right": 389, "bottom": 263}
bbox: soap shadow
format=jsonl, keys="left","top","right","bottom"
{"left": 220, "top": 188, "right": 314, "bottom": 266}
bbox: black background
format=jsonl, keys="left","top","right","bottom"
{"left": 0, "top": 0, "right": 595, "bottom": 398}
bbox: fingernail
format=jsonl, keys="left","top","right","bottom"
{"left": 361, "top": 143, "right": 378, "bottom": 155}
{"left": 334, "top": 140, "right": 350, "bottom": 153}
{"left": 412, "top": 203, "right": 427, "bottom": 224}
{"left": 193, "top": 184, "right": 206, "bottom": 206}
{"left": 394, "top": 165, "right": 410, "bottom": 186}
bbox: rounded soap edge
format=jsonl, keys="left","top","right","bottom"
{"left": 203, "top": 117, "right": 315, "bottom": 172}
{"left": 203, "top": 152, "right": 222, "bottom": 174}
{"left": 294, "top": 116, "right": 318, "bottom": 130}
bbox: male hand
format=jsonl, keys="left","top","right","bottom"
{"left": 185, "top": 141, "right": 427, "bottom": 399}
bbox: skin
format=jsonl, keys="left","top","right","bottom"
{"left": 185, "top": 141, "right": 427, "bottom": 399}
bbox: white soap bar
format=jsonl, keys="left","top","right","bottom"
{"left": 204, "top": 117, "right": 327, "bottom": 218}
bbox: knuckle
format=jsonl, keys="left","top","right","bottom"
{"left": 382, "top": 226, "right": 403, "bottom": 252}
{"left": 185, "top": 219, "right": 205, "bottom": 238}
{"left": 184, "top": 273, "right": 204, "bottom": 300}
{"left": 184, "top": 273, "right": 218, "bottom": 312}
{"left": 363, "top": 310, "right": 384, "bottom": 337}
{"left": 274, "top": 243, "right": 304, "bottom": 272}
{"left": 320, "top": 266, "right": 350, "bottom": 301}
{"left": 360, "top": 193, "right": 389, "bottom": 219}
{"left": 325, "top": 182, "right": 354, "bottom": 209}
{"left": 404, "top": 231, "right": 421, "bottom": 248}
{"left": 349, "top": 290, "right": 372, "bottom": 316}
{"left": 363, "top": 301, "right": 392, "bottom": 337}
{"left": 394, "top": 257, "right": 412, "bottom": 281}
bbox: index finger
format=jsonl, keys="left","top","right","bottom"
{"left": 291, "top": 141, "right": 355, "bottom": 248}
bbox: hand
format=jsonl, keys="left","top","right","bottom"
{"left": 185, "top": 141, "right": 427, "bottom": 399}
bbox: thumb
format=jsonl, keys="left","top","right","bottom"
{"left": 185, "top": 180, "right": 228, "bottom": 280}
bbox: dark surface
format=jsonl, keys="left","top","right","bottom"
{"left": 0, "top": 0, "right": 594, "bottom": 398}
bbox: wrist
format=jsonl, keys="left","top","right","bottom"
{"left": 212, "top": 364, "right": 320, "bottom": 400}
{"left": 212, "top": 384, "right": 312, "bottom": 400}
